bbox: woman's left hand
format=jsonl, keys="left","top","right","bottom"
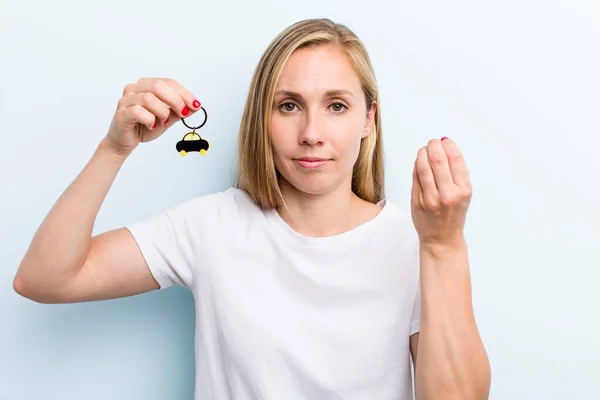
{"left": 410, "top": 137, "right": 472, "bottom": 248}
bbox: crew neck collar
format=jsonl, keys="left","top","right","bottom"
{"left": 265, "top": 198, "right": 395, "bottom": 250}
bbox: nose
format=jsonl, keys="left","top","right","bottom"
{"left": 298, "top": 108, "right": 324, "bottom": 146}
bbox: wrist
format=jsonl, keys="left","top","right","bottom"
{"left": 98, "top": 136, "right": 134, "bottom": 160}
{"left": 420, "top": 235, "right": 467, "bottom": 257}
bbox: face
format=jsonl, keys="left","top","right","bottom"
{"left": 270, "top": 44, "right": 376, "bottom": 197}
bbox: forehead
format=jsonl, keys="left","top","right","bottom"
{"left": 277, "top": 44, "right": 361, "bottom": 91}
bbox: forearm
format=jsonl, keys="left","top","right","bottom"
{"left": 15, "top": 137, "right": 129, "bottom": 295}
{"left": 415, "top": 237, "right": 491, "bottom": 400}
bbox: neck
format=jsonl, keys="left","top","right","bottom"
{"left": 276, "top": 177, "right": 379, "bottom": 238}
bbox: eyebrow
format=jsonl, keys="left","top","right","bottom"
{"left": 274, "top": 89, "right": 354, "bottom": 98}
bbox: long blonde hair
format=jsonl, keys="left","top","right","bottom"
{"left": 235, "top": 18, "right": 384, "bottom": 210}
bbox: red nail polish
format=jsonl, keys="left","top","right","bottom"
{"left": 164, "top": 118, "right": 169, "bottom": 124}
{"left": 192, "top": 100, "right": 201, "bottom": 108}
{"left": 441, "top": 136, "right": 448, "bottom": 141}
{"left": 182, "top": 106, "right": 190, "bottom": 116}
{"left": 152, "top": 122, "right": 157, "bottom": 129}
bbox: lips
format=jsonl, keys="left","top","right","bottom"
{"left": 297, "top": 157, "right": 328, "bottom": 162}
{"left": 294, "top": 157, "right": 329, "bottom": 169}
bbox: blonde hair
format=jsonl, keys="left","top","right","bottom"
{"left": 235, "top": 18, "right": 384, "bottom": 210}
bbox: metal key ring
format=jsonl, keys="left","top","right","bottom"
{"left": 181, "top": 106, "right": 207, "bottom": 130}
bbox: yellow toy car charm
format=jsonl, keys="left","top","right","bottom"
{"left": 177, "top": 106, "right": 209, "bottom": 156}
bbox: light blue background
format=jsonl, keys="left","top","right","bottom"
{"left": 2, "top": 0, "right": 599, "bottom": 399}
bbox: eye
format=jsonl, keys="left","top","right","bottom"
{"left": 278, "top": 102, "right": 298, "bottom": 112}
{"left": 330, "top": 102, "right": 348, "bottom": 113}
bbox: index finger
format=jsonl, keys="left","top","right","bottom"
{"left": 134, "top": 78, "right": 202, "bottom": 118}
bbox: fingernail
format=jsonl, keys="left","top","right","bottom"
{"left": 192, "top": 100, "right": 201, "bottom": 109}
{"left": 441, "top": 136, "right": 448, "bottom": 141}
{"left": 152, "top": 122, "right": 157, "bottom": 129}
{"left": 182, "top": 106, "right": 190, "bottom": 116}
{"left": 164, "top": 118, "right": 169, "bottom": 124}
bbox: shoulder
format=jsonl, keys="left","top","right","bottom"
{"left": 169, "top": 186, "right": 257, "bottom": 213}
{"left": 165, "top": 187, "right": 261, "bottom": 225}
{"left": 127, "top": 187, "right": 262, "bottom": 248}
{"left": 377, "top": 199, "right": 419, "bottom": 239}
{"left": 369, "top": 198, "right": 421, "bottom": 256}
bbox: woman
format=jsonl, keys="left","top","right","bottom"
{"left": 14, "top": 18, "right": 490, "bottom": 399}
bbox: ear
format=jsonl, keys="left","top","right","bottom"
{"left": 361, "top": 101, "right": 377, "bottom": 139}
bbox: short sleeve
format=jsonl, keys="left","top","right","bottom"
{"left": 125, "top": 197, "right": 207, "bottom": 291}
{"left": 409, "top": 275, "right": 421, "bottom": 336}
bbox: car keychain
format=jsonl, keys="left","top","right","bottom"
{"left": 177, "top": 106, "right": 209, "bottom": 156}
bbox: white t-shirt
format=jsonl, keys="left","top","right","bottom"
{"left": 126, "top": 187, "right": 421, "bottom": 400}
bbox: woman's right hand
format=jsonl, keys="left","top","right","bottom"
{"left": 104, "top": 78, "right": 202, "bottom": 156}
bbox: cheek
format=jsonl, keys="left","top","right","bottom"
{"left": 269, "top": 119, "right": 286, "bottom": 153}
{"left": 269, "top": 118, "right": 294, "bottom": 168}
{"left": 336, "top": 124, "right": 364, "bottom": 158}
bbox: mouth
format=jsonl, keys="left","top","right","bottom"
{"left": 294, "top": 157, "right": 330, "bottom": 169}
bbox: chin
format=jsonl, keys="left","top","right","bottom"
{"left": 280, "top": 172, "right": 343, "bottom": 196}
